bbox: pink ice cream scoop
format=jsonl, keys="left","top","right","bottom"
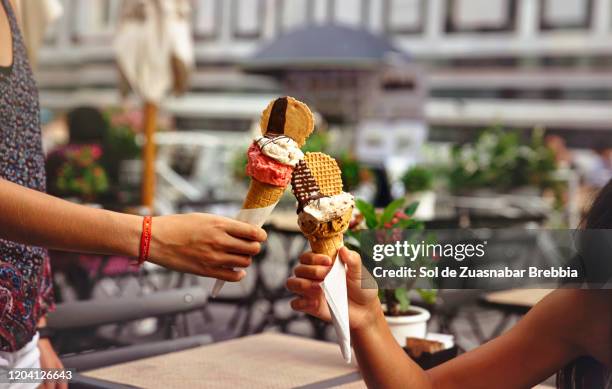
{"left": 246, "top": 143, "right": 293, "bottom": 187}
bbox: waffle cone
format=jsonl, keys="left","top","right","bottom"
{"left": 243, "top": 179, "right": 285, "bottom": 209}
{"left": 308, "top": 233, "right": 344, "bottom": 262}
{"left": 303, "top": 153, "right": 343, "bottom": 196}
{"left": 260, "top": 97, "right": 314, "bottom": 146}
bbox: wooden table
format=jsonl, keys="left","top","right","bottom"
{"left": 83, "top": 333, "right": 365, "bottom": 388}
{"left": 474, "top": 289, "right": 554, "bottom": 341}
{"left": 482, "top": 289, "right": 554, "bottom": 314}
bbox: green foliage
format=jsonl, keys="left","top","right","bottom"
{"left": 416, "top": 288, "right": 438, "bottom": 305}
{"left": 335, "top": 151, "right": 370, "bottom": 192}
{"left": 302, "top": 131, "right": 331, "bottom": 153}
{"left": 351, "top": 197, "right": 437, "bottom": 314}
{"left": 102, "top": 109, "right": 142, "bottom": 183}
{"left": 381, "top": 198, "right": 406, "bottom": 225}
{"left": 401, "top": 165, "right": 434, "bottom": 193}
{"left": 103, "top": 109, "right": 141, "bottom": 160}
{"left": 232, "top": 150, "right": 249, "bottom": 182}
{"left": 56, "top": 146, "right": 109, "bottom": 201}
{"left": 355, "top": 198, "right": 377, "bottom": 229}
{"left": 394, "top": 288, "right": 411, "bottom": 312}
{"left": 448, "top": 127, "right": 557, "bottom": 192}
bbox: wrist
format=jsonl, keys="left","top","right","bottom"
{"left": 148, "top": 216, "right": 171, "bottom": 264}
{"left": 108, "top": 211, "right": 141, "bottom": 258}
{"left": 353, "top": 301, "right": 385, "bottom": 334}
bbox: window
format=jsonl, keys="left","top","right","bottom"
{"left": 384, "top": 0, "right": 424, "bottom": 34}
{"left": 278, "top": 0, "right": 310, "bottom": 33}
{"left": 335, "top": 0, "right": 367, "bottom": 27}
{"left": 540, "top": 0, "right": 593, "bottom": 31}
{"left": 193, "top": 0, "right": 220, "bottom": 40}
{"left": 446, "top": 0, "right": 517, "bottom": 33}
{"left": 232, "top": 0, "right": 264, "bottom": 39}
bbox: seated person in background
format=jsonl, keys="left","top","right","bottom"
{"left": 45, "top": 106, "right": 109, "bottom": 199}
{"left": 288, "top": 179, "right": 612, "bottom": 389}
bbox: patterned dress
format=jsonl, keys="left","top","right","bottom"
{"left": 0, "top": 0, "right": 54, "bottom": 352}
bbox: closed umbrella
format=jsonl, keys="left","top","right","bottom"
{"left": 114, "top": 0, "right": 194, "bottom": 211}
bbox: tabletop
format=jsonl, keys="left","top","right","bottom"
{"left": 84, "top": 333, "right": 365, "bottom": 389}
{"left": 483, "top": 289, "right": 554, "bottom": 310}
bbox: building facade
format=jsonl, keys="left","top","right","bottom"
{"left": 37, "top": 0, "right": 612, "bottom": 146}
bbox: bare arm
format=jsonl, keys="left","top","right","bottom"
{"left": 352, "top": 290, "right": 583, "bottom": 389}
{"left": 0, "top": 178, "right": 140, "bottom": 256}
{"left": 0, "top": 177, "right": 268, "bottom": 280}
{"left": 288, "top": 250, "right": 602, "bottom": 389}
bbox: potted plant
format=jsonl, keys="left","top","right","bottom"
{"left": 401, "top": 165, "right": 435, "bottom": 220}
{"left": 348, "top": 198, "right": 437, "bottom": 344}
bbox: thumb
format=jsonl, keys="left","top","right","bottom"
{"left": 339, "top": 247, "right": 362, "bottom": 282}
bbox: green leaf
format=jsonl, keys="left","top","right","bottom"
{"left": 416, "top": 289, "right": 438, "bottom": 305}
{"left": 404, "top": 201, "right": 419, "bottom": 217}
{"left": 394, "top": 288, "right": 410, "bottom": 312}
{"left": 381, "top": 198, "right": 405, "bottom": 224}
{"left": 355, "top": 198, "right": 378, "bottom": 229}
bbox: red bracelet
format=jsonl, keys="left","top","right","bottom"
{"left": 138, "top": 216, "right": 153, "bottom": 266}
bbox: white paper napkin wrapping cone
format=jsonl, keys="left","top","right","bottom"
{"left": 322, "top": 250, "right": 352, "bottom": 363}
{"left": 211, "top": 203, "right": 277, "bottom": 297}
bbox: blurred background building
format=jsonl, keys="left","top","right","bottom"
{"left": 37, "top": 0, "right": 612, "bottom": 144}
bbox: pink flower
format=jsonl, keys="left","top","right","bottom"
{"left": 90, "top": 145, "right": 103, "bottom": 159}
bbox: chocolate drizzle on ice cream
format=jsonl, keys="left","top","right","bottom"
{"left": 291, "top": 159, "right": 325, "bottom": 213}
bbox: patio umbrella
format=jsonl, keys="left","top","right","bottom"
{"left": 114, "top": 0, "right": 194, "bottom": 210}
{"left": 245, "top": 24, "right": 405, "bottom": 72}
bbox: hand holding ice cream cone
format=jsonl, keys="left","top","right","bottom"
{"left": 212, "top": 96, "right": 314, "bottom": 297}
{"left": 290, "top": 152, "right": 355, "bottom": 362}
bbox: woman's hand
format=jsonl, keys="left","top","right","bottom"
{"left": 38, "top": 338, "right": 68, "bottom": 389}
{"left": 149, "top": 213, "right": 267, "bottom": 281}
{"left": 286, "top": 247, "right": 381, "bottom": 331}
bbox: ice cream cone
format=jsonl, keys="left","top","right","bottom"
{"left": 212, "top": 96, "right": 314, "bottom": 298}
{"left": 292, "top": 153, "right": 353, "bottom": 260}
{"left": 243, "top": 179, "right": 286, "bottom": 209}
{"left": 308, "top": 233, "right": 344, "bottom": 261}
{"left": 289, "top": 152, "right": 354, "bottom": 363}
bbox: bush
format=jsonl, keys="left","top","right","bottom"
{"left": 401, "top": 166, "right": 434, "bottom": 194}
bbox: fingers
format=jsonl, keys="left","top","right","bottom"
{"left": 219, "top": 234, "right": 262, "bottom": 256}
{"left": 214, "top": 253, "right": 252, "bottom": 268}
{"left": 339, "top": 247, "right": 362, "bottom": 282}
{"left": 290, "top": 297, "right": 320, "bottom": 312}
{"left": 224, "top": 219, "right": 267, "bottom": 242}
{"left": 294, "top": 264, "right": 331, "bottom": 282}
{"left": 286, "top": 277, "right": 323, "bottom": 298}
{"left": 299, "top": 252, "right": 332, "bottom": 266}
